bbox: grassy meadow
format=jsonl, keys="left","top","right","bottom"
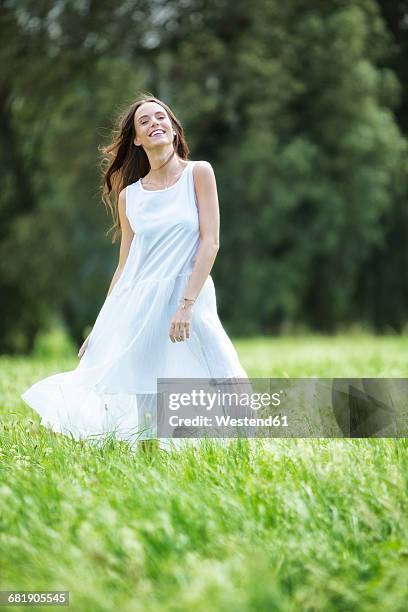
{"left": 1, "top": 330, "right": 408, "bottom": 611}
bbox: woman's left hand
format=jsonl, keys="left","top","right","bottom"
{"left": 169, "top": 304, "right": 194, "bottom": 342}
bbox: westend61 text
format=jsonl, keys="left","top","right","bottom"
{"left": 168, "top": 414, "right": 288, "bottom": 427}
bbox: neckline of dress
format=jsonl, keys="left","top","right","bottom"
{"left": 138, "top": 160, "right": 190, "bottom": 193}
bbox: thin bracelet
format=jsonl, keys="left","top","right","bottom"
{"left": 180, "top": 297, "right": 195, "bottom": 309}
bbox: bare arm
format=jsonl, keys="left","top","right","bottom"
{"left": 106, "top": 187, "right": 135, "bottom": 297}
{"left": 181, "top": 160, "right": 220, "bottom": 301}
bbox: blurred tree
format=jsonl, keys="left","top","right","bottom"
{"left": 357, "top": 0, "right": 408, "bottom": 332}
{"left": 0, "top": 0, "right": 407, "bottom": 352}
{"left": 378, "top": 0, "right": 408, "bottom": 135}
{"left": 164, "top": 0, "right": 407, "bottom": 333}
{"left": 0, "top": 0, "right": 151, "bottom": 351}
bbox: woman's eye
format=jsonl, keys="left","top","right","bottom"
{"left": 141, "top": 115, "right": 165, "bottom": 126}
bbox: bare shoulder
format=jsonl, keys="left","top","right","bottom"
{"left": 118, "top": 186, "right": 127, "bottom": 214}
{"left": 192, "top": 160, "right": 215, "bottom": 179}
{"left": 117, "top": 186, "right": 135, "bottom": 239}
{"left": 192, "top": 161, "right": 217, "bottom": 194}
{"left": 118, "top": 186, "right": 127, "bottom": 206}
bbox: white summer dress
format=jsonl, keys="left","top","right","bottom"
{"left": 21, "top": 160, "right": 250, "bottom": 446}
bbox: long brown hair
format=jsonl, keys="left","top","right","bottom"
{"left": 99, "top": 92, "right": 190, "bottom": 243}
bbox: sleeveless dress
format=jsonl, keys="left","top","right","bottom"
{"left": 21, "top": 160, "right": 249, "bottom": 445}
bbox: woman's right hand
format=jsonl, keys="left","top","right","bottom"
{"left": 78, "top": 333, "right": 91, "bottom": 358}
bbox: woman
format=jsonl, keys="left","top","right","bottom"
{"left": 21, "top": 94, "right": 250, "bottom": 447}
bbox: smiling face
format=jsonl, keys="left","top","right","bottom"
{"left": 133, "top": 101, "right": 175, "bottom": 150}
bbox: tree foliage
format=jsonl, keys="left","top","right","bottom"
{"left": 0, "top": 0, "right": 407, "bottom": 352}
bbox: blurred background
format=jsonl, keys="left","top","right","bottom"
{"left": 0, "top": 0, "right": 407, "bottom": 355}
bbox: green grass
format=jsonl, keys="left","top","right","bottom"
{"left": 1, "top": 332, "right": 408, "bottom": 611}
